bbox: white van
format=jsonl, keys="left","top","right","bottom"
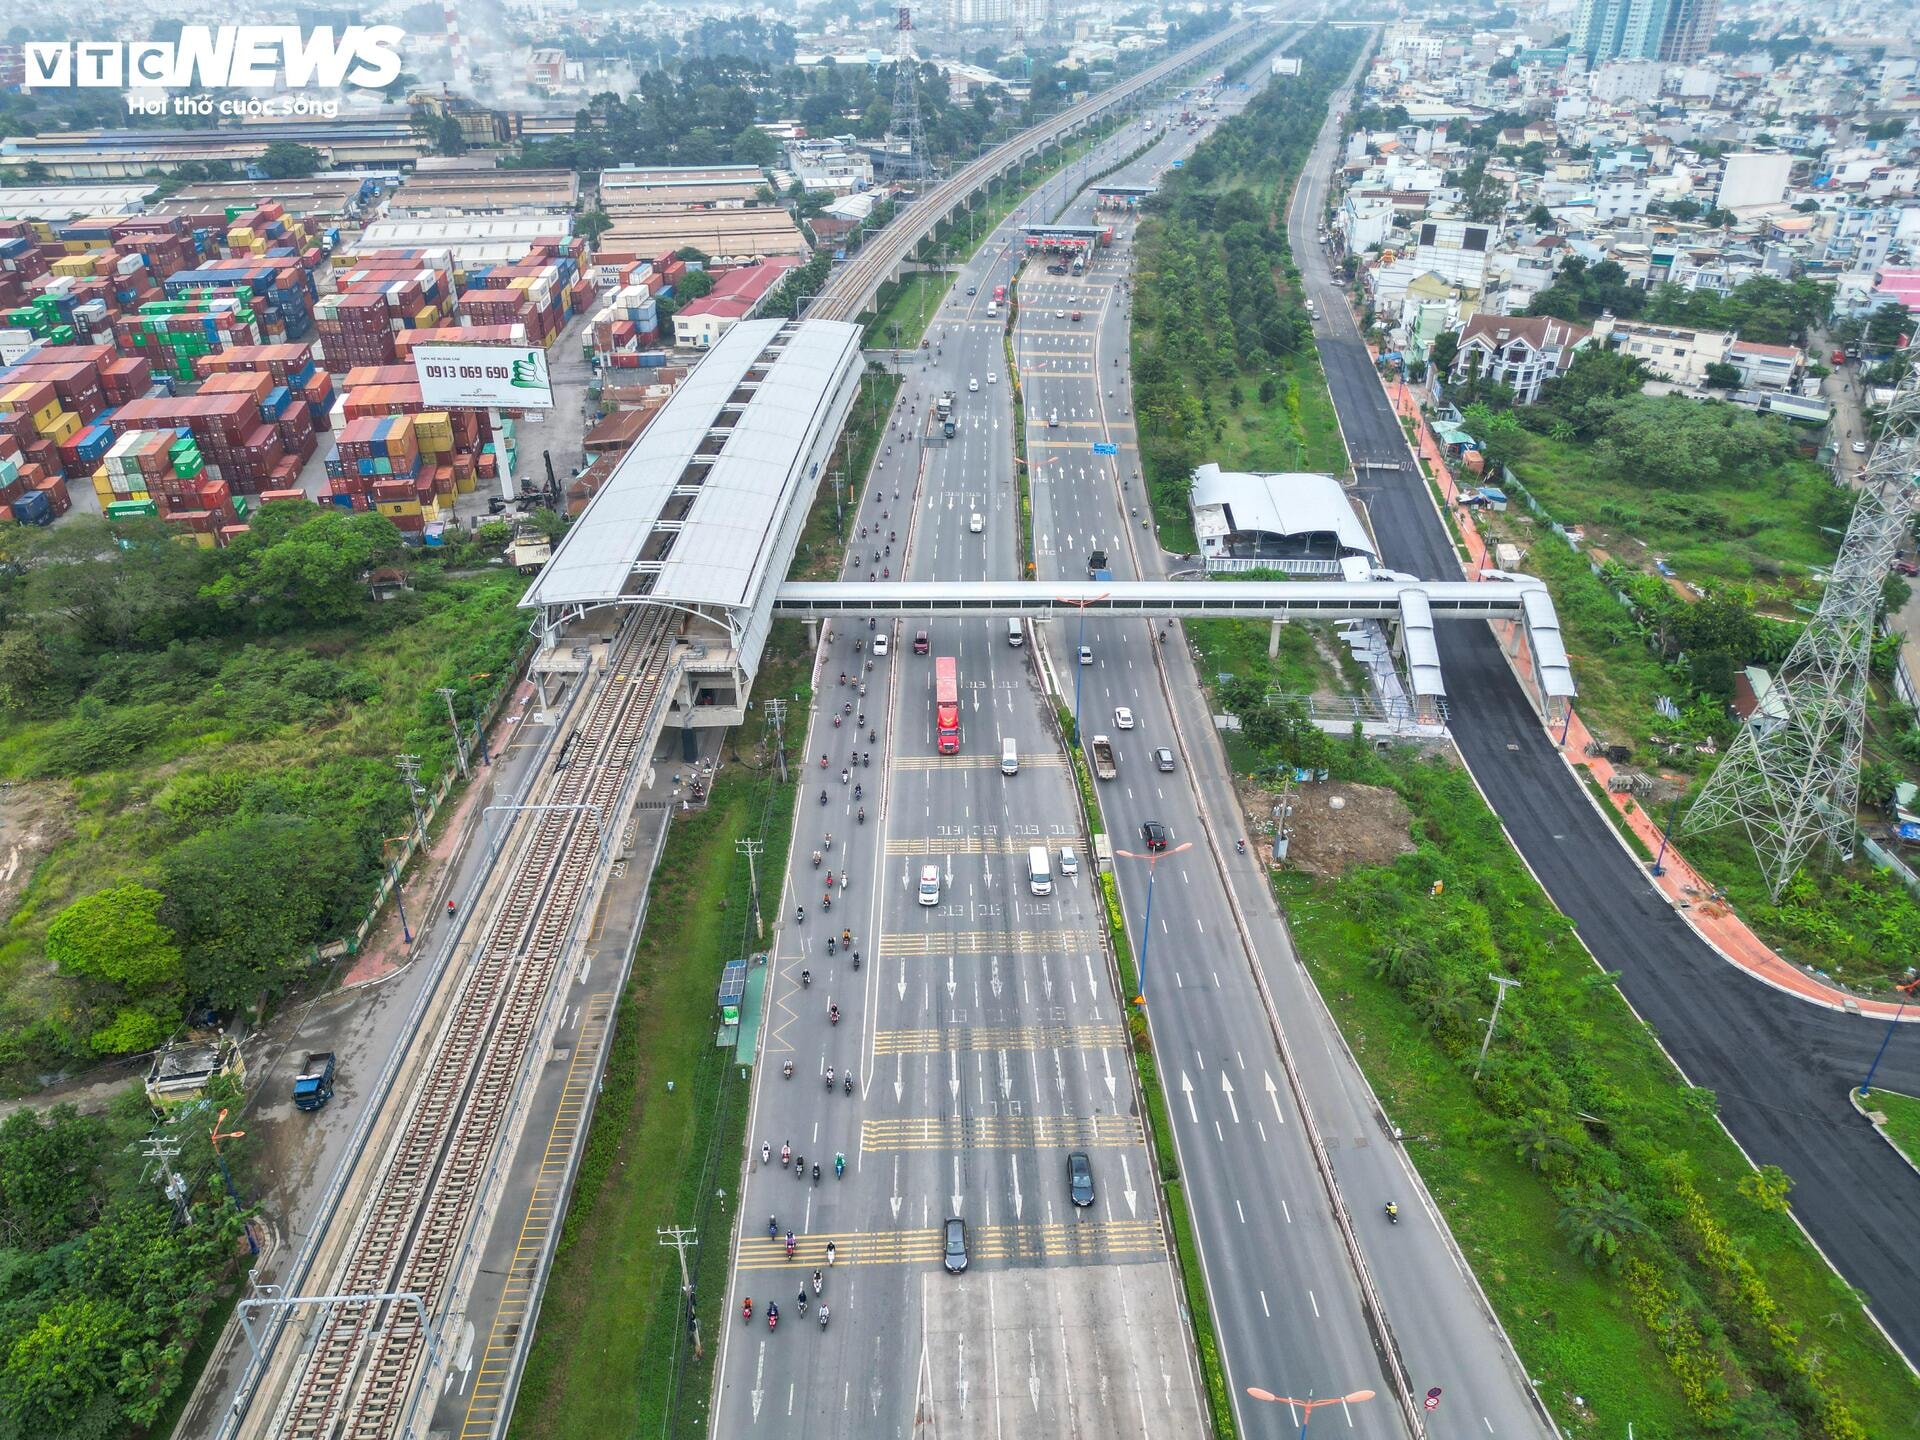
{"left": 1006, "top": 618, "right": 1024, "bottom": 648}
{"left": 1001, "top": 738, "right": 1019, "bottom": 775}
{"left": 986, "top": 302, "right": 998, "bottom": 319}
{"left": 918, "top": 863, "right": 942, "bottom": 906}
{"left": 1027, "top": 845, "right": 1053, "bottom": 896}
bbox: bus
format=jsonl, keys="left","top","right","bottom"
{"left": 934, "top": 656, "right": 961, "bottom": 755}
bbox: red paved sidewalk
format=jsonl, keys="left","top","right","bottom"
{"left": 341, "top": 679, "right": 540, "bottom": 989}
{"left": 1371, "top": 369, "right": 1917, "bottom": 1022}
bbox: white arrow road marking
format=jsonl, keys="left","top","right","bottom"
{"left": 947, "top": 956, "right": 957, "bottom": 1000}
{"left": 1221, "top": 1073, "right": 1240, "bottom": 1124}
{"left": 1180, "top": 1071, "right": 1197, "bottom": 1124}
{"left": 892, "top": 1154, "right": 903, "bottom": 1220}
{"left": 897, "top": 961, "right": 907, "bottom": 1002}
{"left": 752, "top": 1340, "right": 766, "bottom": 1421}
{"left": 952, "top": 1156, "right": 963, "bottom": 1216}
{"left": 1120, "top": 1152, "right": 1138, "bottom": 1217}
{"left": 1265, "top": 1071, "right": 1286, "bottom": 1125}
{"left": 894, "top": 1053, "right": 905, "bottom": 1104}
{"left": 1102, "top": 1048, "right": 1117, "bottom": 1101}
{"left": 949, "top": 1048, "right": 961, "bottom": 1101}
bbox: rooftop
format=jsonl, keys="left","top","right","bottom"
{"left": 1189, "top": 464, "right": 1375, "bottom": 558}
{"left": 523, "top": 318, "right": 863, "bottom": 613}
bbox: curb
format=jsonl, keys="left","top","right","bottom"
{"left": 1847, "top": 1087, "right": 1920, "bottom": 1182}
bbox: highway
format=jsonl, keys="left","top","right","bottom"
{"left": 1016, "top": 70, "right": 1552, "bottom": 1440}
{"left": 716, "top": 38, "right": 1557, "bottom": 1440}
{"left": 1287, "top": 58, "right": 1920, "bottom": 1362}
{"left": 810, "top": 18, "right": 1262, "bottom": 322}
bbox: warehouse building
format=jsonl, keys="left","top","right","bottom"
{"left": 600, "top": 164, "right": 767, "bottom": 214}
{"left": 389, "top": 168, "right": 579, "bottom": 216}
{"left": 349, "top": 217, "right": 574, "bottom": 270}
{"left": 148, "top": 177, "right": 377, "bottom": 224}
{"left": 672, "top": 256, "right": 802, "bottom": 349}
{"left": 0, "top": 186, "right": 151, "bottom": 222}
{"left": 598, "top": 208, "right": 810, "bottom": 266}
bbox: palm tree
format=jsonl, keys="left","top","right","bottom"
{"left": 1509, "top": 1109, "right": 1579, "bottom": 1177}
{"left": 1556, "top": 1188, "right": 1648, "bottom": 1273}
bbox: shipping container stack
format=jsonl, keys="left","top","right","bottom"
{"left": 113, "top": 377, "right": 309, "bottom": 502}
{"left": 163, "top": 257, "right": 315, "bottom": 343}
{"left": 0, "top": 429, "right": 70, "bottom": 526}
{"left": 197, "top": 342, "right": 335, "bottom": 430}
{"left": 114, "top": 299, "right": 263, "bottom": 385}
{"left": 321, "top": 361, "right": 500, "bottom": 520}
{"left": 315, "top": 249, "right": 460, "bottom": 374}
{"left": 588, "top": 282, "right": 663, "bottom": 367}
{"left": 327, "top": 414, "right": 438, "bottom": 532}
{"left": 459, "top": 248, "right": 578, "bottom": 349}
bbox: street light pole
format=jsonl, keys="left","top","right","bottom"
{"left": 1650, "top": 791, "right": 1684, "bottom": 876}
{"left": 1474, "top": 973, "right": 1522, "bottom": 1080}
{"left": 1054, "top": 591, "right": 1109, "bottom": 747}
{"left": 1245, "top": 1385, "right": 1376, "bottom": 1439}
{"left": 1114, "top": 841, "right": 1192, "bottom": 1004}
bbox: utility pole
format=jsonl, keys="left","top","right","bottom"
{"left": 140, "top": 1135, "right": 190, "bottom": 1224}
{"left": 765, "top": 699, "right": 788, "bottom": 784}
{"left": 1474, "top": 974, "right": 1522, "bottom": 1080}
{"left": 394, "top": 754, "right": 426, "bottom": 842}
{"left": 736, "top": 837, "right": 764, "bottom": 942}
{"left": 659, "top": 1226, "right": 702, "bottom": 1360}
{"left": 436, "top": 687, "right": 471, "bottom": 779}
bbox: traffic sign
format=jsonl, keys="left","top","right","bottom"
{"left": 1093, "top": 441, "right": 1119, "bottom": 455}
{"left": 1424, "top": 1388, "right": 1442, "bottom": 1412}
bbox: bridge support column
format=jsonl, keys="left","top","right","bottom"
{"left": 1269, "top": 617, "right": 1285, "bottom": 659}
{"left": 805, "top": 618, "right": 819, "bottom": 652}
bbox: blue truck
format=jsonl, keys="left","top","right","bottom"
{"left": 293, "top": 1052, "right": 336, "bottom": 1111}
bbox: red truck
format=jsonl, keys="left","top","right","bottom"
{"left": 934, "top": 656, "right": 961, "bottom": 755}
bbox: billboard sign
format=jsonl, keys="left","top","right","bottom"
{"left": 413, "top": 345, "right": 555, "bottom": 410}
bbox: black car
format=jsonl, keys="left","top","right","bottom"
{"left": 944, "top": 1216, "right": 969, "bottom": 1273}
{"left": 966, "top": 285, "right": 978, "bottom": 296}
{"left": 1141, "top": 821, "right": 1169, "bottom": 852}
{"left": 1067, "top": 1152, "right": 1095, "bottom": 1207}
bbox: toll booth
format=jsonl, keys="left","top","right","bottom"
{"left": 1020, "top": 222, "right": 1114, "bottom": 261}
{"left": 1094, "top": 184, "right": 1153, "bottom": 212}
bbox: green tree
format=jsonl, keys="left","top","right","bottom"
{"left": 574, "top": 207, "right": 612, "bottom": 245}
{"left": 161, "top": 814, "right": 367, "bottom": 1006}
{"left": 0, "top": 1107, "right": 106, "bottom": 1251}
{"left": 1556, "top": 1187, "right": 1649, "bottom": 1272}
{"left": 1429, "top": 328, "right": 1460, "bottom": 380}
{"left": 204, "top": 506, "right": 402, "bottom": 630}
{"left": 257, "top": 141, "right": 322, "bottom": 178}
{"left": 0, "top": 631, "right": 51, "bottom": 713}
{"left": 0, "top": 1295, "right": 133, "bottom": 1438}
{"left": 1703, "top": 361, "right": 1741, "bottom": 390}
{"left": 1525, "top": 203, "right": 1553, "bottom": 229}
{"left": 1460, "top": 402, "right": 1526, "bottom": 477}
{"left": 46, "top": 884, "right": 185, "bottom": 1053}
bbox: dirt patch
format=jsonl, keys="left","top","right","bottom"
{"left": 1248, "top": 779, "right": 1416, "bottom": 879}
{"left": 0, "top": 781, "right": 74, "bottom": 920}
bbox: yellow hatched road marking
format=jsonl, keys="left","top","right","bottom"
{"left": 458, "top": 992, "right": 615, "bottom": 1440}
{"left": 860, "top": 1113, "right": 1145, "bottom": 1151}
{"left": 735, "top": 1219, "right": 1163, "bottom": 1272}
{"left": 872, "top": 1022, "right": 1125, "bottom": 1055}
{"left": 877, "top": 929, "right": 1098, "bottom": 956}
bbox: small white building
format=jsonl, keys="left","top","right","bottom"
{"left": 1189, "top": 464, "right": 1377, "bottom": 576}
{"left": 1591, "top": 316, "right": 1733, "bottom": 387}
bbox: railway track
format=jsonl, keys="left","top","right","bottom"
{"left": 807, "top": 18, "right": 1260, "bottom": 324}
{"left": 261, "top": 611, "right": 675, "bottom": 1440}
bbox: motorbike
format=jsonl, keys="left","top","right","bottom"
{"left": 829, "top": 1005, "right": 840, "bottom": 1026}
{"left": 743, "top": 1298, "right": 754, "bottom": 1323}
{"left": 783, "top": 1059, "right": 794, "bottom": 1079}
{"left": 812, "top": 851, "right": 822, "bottom": 868}
{"left": 768, "top": 1306, "right": 779, "bottom": 1331}
{"left": 835, "top": 1153, "right": 846, "bottom": 1178}
{"left": 844, "top": 1073, "right": 854, "bottom": 1095}
{"left": 1385, "top": 1202, "right": 1399, "bottom": 1225}
{"left": 812, "top": 1162, "right": 821, "bottom": 1185}
{"left": 857, "top": 808, "right": 866, "bottom": 824}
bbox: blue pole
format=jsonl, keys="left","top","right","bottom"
{"left": 1136, "top": 862, "right": 1157, "bottom": 1002}
{"left": 1073, "top": 608, "right": 1086, "bottom": 749}
{"left": 1858, "top": 996, "right": 1910, "bottom": 1099}
{"left": 1650, "top": 793, "right": 1684, "bottom": 877}
{"left": 393, "top": 864, "right": 414, "bottom": 947}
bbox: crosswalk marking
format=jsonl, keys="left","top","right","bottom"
{"left": 883, "top": 836, "right": 1079, "bottom": 856}
{"left": 891, "top": 753, "right": 1066, "bottom": 770}
{"left": 861, "top": 1113, "right": 1145, "bottom": 1151}
{"left": 734, "top": 1218, "right": 1164, "bottom": 1272}
{"left": 877, "top": 929, "right": 1099, "bottom": 956}
{"left": 871, "top": 1022, "right": 1125, "bottom": 1055}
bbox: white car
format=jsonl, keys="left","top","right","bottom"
{"left": 1114, "top": 706, "right": 1136, "bottom": 730}
{"left": 918, "top": 863, "right": 942, "bottom": 906}
{"left": 1055, "top": 309, "right": 1066, "bottom": 318}
{"left": 969, "top": 512, "right": 984, "bottom": 533}
{"left": 871, "top": 634, "right": 888, "bottom": 656}
{"left": 968, "top": 377, "right": 980, "bottom": 392}
{"left": 1078, "top": 646, "right": 1094, "bottom": 666}
{"left": 1852, "top": 439, "right": 1868, "bottom": 455}
{"left": 987, "top": 372, "right": 998, "bottom": 384}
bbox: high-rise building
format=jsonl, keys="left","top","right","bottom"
{"left": 1572, "top": 0, "right": 1719, "bottom": 64}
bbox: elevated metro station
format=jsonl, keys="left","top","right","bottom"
{"left": 521, "top": 320, "right": 1576, "bottom": 752}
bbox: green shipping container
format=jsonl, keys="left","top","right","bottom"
{"left": 106, "top": 500, "right": 159, "bottom": 519}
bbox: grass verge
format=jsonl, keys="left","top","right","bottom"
{"left": 506, "top": 742, "right": 800, "bottom": 1440}
{"left": 1274, "top": 746, "right": 1920, "bottom": 1440}
{"left": 865, "top": 270, "right": 954, "bottom": 351}
{"left": 1861, "top": 1089, "right": 1920, "bottom": 1173}
{"left": 792, "top": 371, "right": 900, "bottom": 581}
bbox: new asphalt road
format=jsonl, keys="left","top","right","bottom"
{"left": 1289, "top": 68, "right": 1920, "bottom": 1364}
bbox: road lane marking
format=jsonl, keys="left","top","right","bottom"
{"left": 860, "top": 1113, "right": 1145, "bottom": 1150}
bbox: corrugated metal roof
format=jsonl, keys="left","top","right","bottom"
{"left": 1399, "top": 589, "right": 1447, "bottom": 699}
{"left": 523, "top": 318, "right": 862, "bottom": 611}
{"left": 1190, "top": 463, "right": 1376, "bottom": 558}
{"left": 0, "top": 184, "right": 150, "bottom": 220}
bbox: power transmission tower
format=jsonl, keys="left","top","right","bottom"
{"left": 1011, "top": 0, "right": 1028, "bottom": 53}
{"left": 887, "top": 7, "right": 929, "bottom": 187}
{"left": 1686, "top": 338, "right": 1920, "bottom": 899}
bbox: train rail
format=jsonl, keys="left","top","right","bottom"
{"left": 258, "top": 611, "right": 675, "bottom": 1440}
{"left": 807, "top": 18, "right": 1259, "bottom": 324}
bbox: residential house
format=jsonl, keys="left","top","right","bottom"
{"left": 1452, "top": 313, "right": 1594, "bottom": 402}
{"left": 1727, "top": 339, "right": 1804, "bottom": 390}
{"left": 1591, "top": 316, "right": 1734, "bottom": 386}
